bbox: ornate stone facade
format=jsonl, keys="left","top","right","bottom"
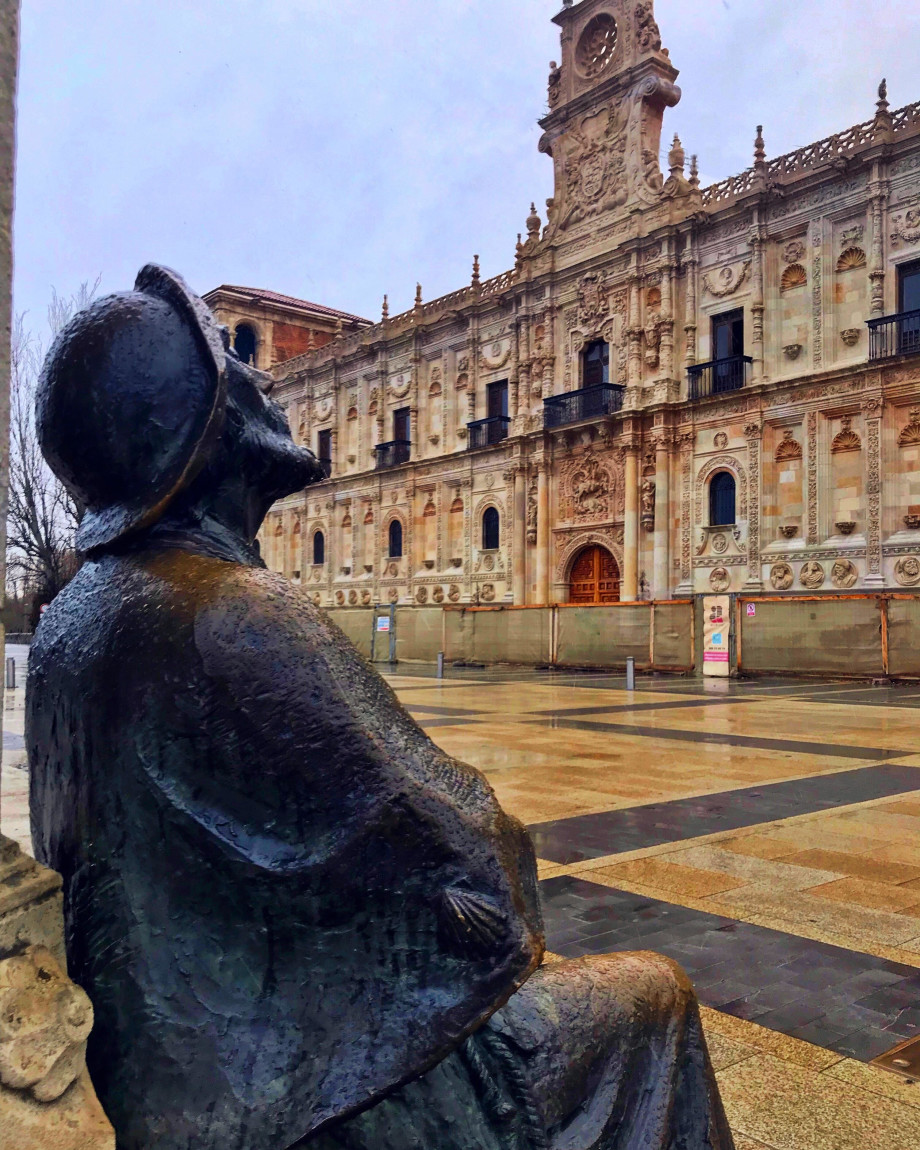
{"left": 246, "top": 0, "right": 920, "bottom": 604}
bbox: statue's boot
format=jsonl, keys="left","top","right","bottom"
{"left": 310, "top": 951, "right": 734, "bottom": 1150}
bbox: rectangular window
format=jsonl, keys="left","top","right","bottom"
{"left": 583, "top": 340, "right": 610, "bottom": 387}
{"left": 486, "top": 380, "right": 508, "bottom": 419}
{"left": 393, "top": 407, "right": 410, "bottom": 443}
{"left": 317, "top": 429, "right": 332, "bottom": 463}
{"left": 712, "top": 309, "right": 744, "bottom": 360}
{"left": 899, "top": 261, "right": 920, "bottom": 314}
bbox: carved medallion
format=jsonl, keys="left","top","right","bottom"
{"left": 348, "top": 590, "right": 358, "bottom": 605}
{"left": 416, "top": 587, "right": 428, "bottom": 604}
{"left": 335, "top": 591, "right": 345, "bottom": 605}
{"left": 702, "top": 260, "right": 751, "bottom": 298}
{"left": 890, "top": 206, "right": 920, "bottom": 249}
{"left": 830, "top": 559, "right": 858, "bottom": 589}
{"left": 432, "top": 586, "right": 444, "bottom": 603}
{"left": 799, "top": 560, "right": 826, "bottom": 589}
{"left": 782, "top": 239, "right": 806, "bottom": 263}
{"left": 895, "top": 555, "right": 920, "bottom": 587}
{"left": 448, "top": 584, "right": 461, "bottom": 602}
{"left": 709, "top": 567, "right": 730, "bottom": 592}
{"left": 389, "top": 587, "right": 399, "bottom": 603}
{"left": 714, "top": 431, "right": 728, "bottom": 449}
{"left": 711, "top": 532, "right": 729, "bottom": 554}
{"left": 770, "top": 562, "right": 794, "bottom": 590}
{"left": 480, "top": 584, "right": 496, "bottom": 602}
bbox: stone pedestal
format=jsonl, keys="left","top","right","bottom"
{"left": 0, "top": 835, "right": 114, "bottom": 1149}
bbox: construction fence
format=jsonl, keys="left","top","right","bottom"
{"left": 327, "top": 592, "right": 920, "bottom": 679}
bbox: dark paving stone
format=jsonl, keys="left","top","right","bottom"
{"left": 415, "top": 717, "right": 482, "bottom": 729}
{"left": 403, "top": 703, "right": 482, "bottom": 716}
{"left": 524, "top": 715, "right": 908, "bottom": 761}
{"left": 527, "top": 698, "right": 756, "bottom": 719}
{"left": 528, "top": 764, "right": 920, "bottom": 864}
{"left": 540, "top": 875, "right": 920, "bottom": 1063}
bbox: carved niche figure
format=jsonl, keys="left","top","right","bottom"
{"left": 526, "top": 480, "right": 538, "bottom": 545}
{"left": 644, "top": 310, "right": 662, "bottom": 368}
{"left": 641, "top": 479, "right": 656, "bottom": 530}
{"left": 29, "top": 267, "right": 734, "bottom": 1150}
{"left": 800, "top": 560, "right": 826, "bottom": 589}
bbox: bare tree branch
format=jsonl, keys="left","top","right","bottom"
{"left": 6, "top": 280, "right": 100, "bottom": 619}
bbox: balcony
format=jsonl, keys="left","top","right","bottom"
{"left": 467, "top": 415, "right": 510, "bottom": 450}
{"left": 374, "top": 439, "right": 411, "bottom": 469}
{"left": 687, "top": 355, "right": 753, "bottom": 401}
{"left": 543, "top": 383, "right": 625, "bottom": 429}
{"left": 867, "top": 308, "right": 920, "bottom": 360}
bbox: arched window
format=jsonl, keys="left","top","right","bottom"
{"left": 234, "top": 323, "right": 257, "bottom": 365}
{"left": 582, "top": 339, "right": 610, "bottom": 387}
{"left": 482, "top": 507, "right": 500, "bottom": 550}
{"left": 709, "top": 472, "right": 736, "bottom": 526}
{"left": 312, "top": 530, "right": 325, "bottom": 565}
{"left": 388, "top": 519, "right": 403, "bottom": 559}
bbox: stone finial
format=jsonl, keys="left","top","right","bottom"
{"left": 381, "top": 294, "right": 389, "bottom": 322}
{"left": 874, "top": 77, "right": 893, "bottom": 139}
{"left": 414, "top": 283, "right": 423, "bottom": 309}
{"left": 689, "top": 154, "right": 700, "bottom": 189}
{"left": 668, "top": 133, "right": 685, "bottom": 177}
{"left": 471, "top": 254, "right": 481, "bottom": 287}
{"left": 515, "top": 234, "right": 524, "bottom": 271}
{"left": 334, "top": 318, "right": 344, "bottom": 342}
{"left": 526, "top": 202, "right": 541, "bottom": 239}
{"left": 754, "top": 125, "right": 766, "bottom": 168}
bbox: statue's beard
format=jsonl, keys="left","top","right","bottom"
{"left": 230, "top": 395, "right": 326, "bottom": 508}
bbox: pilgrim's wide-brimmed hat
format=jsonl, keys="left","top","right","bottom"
{"left": 37, "top": 264, "right": 227, "bottom": 553}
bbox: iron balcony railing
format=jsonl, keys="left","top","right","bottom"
{"left": 467, "top": 415, "right": 511, "bottom": 449}
{"left": 687, "top": 355, "right": 753, "bottom": 401}
{"left": 374, "top": 439, "right": 411, "bottom": 469}
{"left": 543, "top": 383, "right": 625, "bottom": 429}
{"left": 867, "top": 308, "right": 920, "bottom": 360}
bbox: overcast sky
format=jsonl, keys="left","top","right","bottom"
{"left": 13, "top": 1, "right": 920, "bottom": 333}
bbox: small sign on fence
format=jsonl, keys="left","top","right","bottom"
{"left": 376, "top": 616, "right": 391, "bottom": 633}
{"left": 747, "top": 603, "right": 756, "bottom": 617}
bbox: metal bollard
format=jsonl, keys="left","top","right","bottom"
{"left": 437, "top": 651, "right": 444, "bottom": 679}
{"left": 5, "top": 657, "right": 15, "bottom": 690}
{"left": 625, "top": 656, "right": 635, "bottom": 691}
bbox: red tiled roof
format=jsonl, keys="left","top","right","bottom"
{"left": 204, "top": 284, "right": 372, "bottom": 326}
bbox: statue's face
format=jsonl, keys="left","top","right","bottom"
{"left": 224, "top": 349, "right": 325, "bottom": 506}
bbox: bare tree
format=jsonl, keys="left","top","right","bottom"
{"left": 6, "top": 279, "right": 100, "bottom": 621}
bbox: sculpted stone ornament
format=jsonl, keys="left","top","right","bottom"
{"left": 770, "top": 562, "right": 795, "bottom": 590}
{"left": 800, "top": 560, "right": 826, "bottom": 589}
{"left": 28, "top": 267, "right": 734, "bottom": 1150}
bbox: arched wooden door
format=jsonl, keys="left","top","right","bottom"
{"left": 568, "top": 545, "right": 620, "bottom": 604}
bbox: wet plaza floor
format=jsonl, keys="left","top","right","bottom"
{"left": 5, "top": 653, "right": 920, "bottom": 1146}
{"left": 385, "top": 665, "right": 920, "bottom": 1149}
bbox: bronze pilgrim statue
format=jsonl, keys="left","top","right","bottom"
{"left": 27, "top": 266, "right": 734, "bottom": 1149}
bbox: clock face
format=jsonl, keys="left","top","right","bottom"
{"left": 576, "top": 14, "right": 618, "bottom": 79}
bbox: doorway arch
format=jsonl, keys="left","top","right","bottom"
{"left": 568, "top": 544, "right": 620, "bottom": 604}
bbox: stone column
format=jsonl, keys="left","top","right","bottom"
{"left": 623, "top": 444, "right": 640, "bottom": 600}
{"left": 659, "top": 248, "right": 675, "bottom": 382}
{"left": 868, "top": 161, "right": 889, "bottom": 316}
{"left": 674, "top": 430, "right": 695, "bottom": 596}
{"left": 536, "top": 463, "right": 550, "bottom": 604}
{"left": 512, "top": 467, "right": 526, "bottom": 604}
{"left": 750, "top": 223, "right": 766, "bottom": 382}
{"left": 652, "top": 434, "right": 671, "bottom": 598}
{"left": 743, "top": 421, "right": 764, "bottom": 591}
{"left": 863, "top": 396, "right": 885, "bottom": 588}
{"left": 683, "top": 229, "right": 699, "bottom": 368}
